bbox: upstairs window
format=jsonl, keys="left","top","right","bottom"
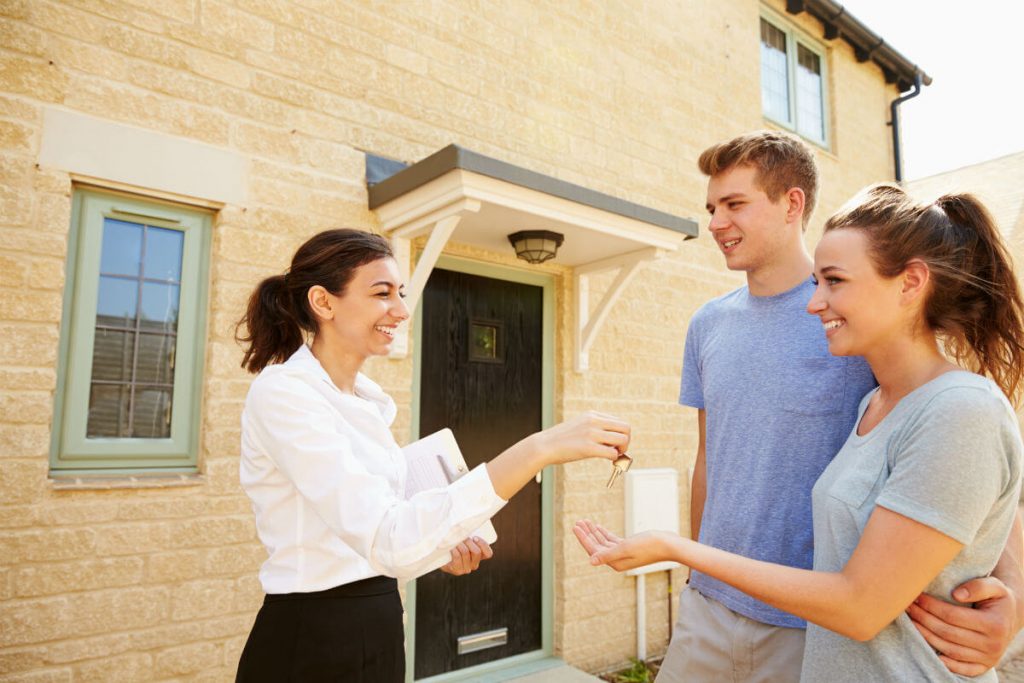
{"left": 760, "top": 14, "right": 829, "bottom": 147}
{"left": 52, "top": 188, "right": 211, "bottom": 473}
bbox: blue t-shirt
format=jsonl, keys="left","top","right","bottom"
{"left": 680, "top": 277, "right": 876, "bottom": 628}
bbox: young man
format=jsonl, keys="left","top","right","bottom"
{"left": 656, "top": 130, "right": 1024, "bottom": 682}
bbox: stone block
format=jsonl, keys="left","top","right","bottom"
{"left": 36, "top": 501, "right": 118, "bottom": 526}
{"left": 0, "top": 648, "right": 47, "bottom": 676}
{"left": 1, "top": 669, "right": 72, "bottom": 683}
{"left": 0, "top": 119, "right": 34, "bottom": 155}
{"left": 0, "top": 504, "right": 39, "bottom": 528}
{"left": 0, "top": 391, "right": 51, "bottom": 424}
{"left": 0, "top": 460, "right": 48, "bottom": 505}
{"left": 72, "top": 653, "right": 152, "bottom": 683}
{"left": 0, "top": 92, "right": 38, "bottom": 122}
{"left": 170, "top": 578, "right": 236, "bottom": 621}
{"left": 115, "top": 497, "right": 207, "bottom": 521}
{"left": 0, "top": 54, "right": 66, "bottom": 104}
{"left": 165, "top": 515, "right": 256, "bottom": 549}
{"left": 14, "top": 556, "right": 145, "bottom": 598}
{"left": 203, "top": 543, "right": 265, "bottom": 576}
{"left": 200, "top": 613, "right": 252, "bottom": 639}
{"left": 200, "top": 1, "right": 274, "bottom": 53}
{"left": 187, "top": 49, "right": 250, "bottom": 88}
{"left": 0, "top": 252, "right": 29, "bottom": 288}
{"left": 145, "top": 549, "right": 205, "bottom": 583}
{"left": 33, "top": 191, "right": 72, "bottom": 236}
{"left": 0, "top": 596, "right": 68, "bottom": 647}
{"left": 0, "top": 183, "right": 33, "bottom": 225}
{"left": 93, "top": 523, "right": 170, "bottom": 557}
{"left": 25, "top": 257, "right": 64, "bottom": 291}
{"left": 101, "top": 24, "right": 188, "bottom": 69}
{"left": 153, "top": 641, "right": 220, "bottom": 677}
{"left": 0, "top": 526, "right": 98, "bottom": 564}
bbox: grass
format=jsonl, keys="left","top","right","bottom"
{"left": 598, "top": 657, "right": 661, "bottom": 683}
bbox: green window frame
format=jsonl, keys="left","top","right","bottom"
{"left": 760, "top": 10, "right": 831, "bottom": 148}
{"left": 51, "top": 188, "right": 212, "bottom": 474}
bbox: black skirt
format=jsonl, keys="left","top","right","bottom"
{"left": 236, "top": 575, "right": 404, "bottom": 683}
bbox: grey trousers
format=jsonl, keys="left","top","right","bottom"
{"left": 655, "top": 587, "right": 805, "bottom": 683}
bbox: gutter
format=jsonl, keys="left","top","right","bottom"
{"left": 785, "top": 0, "right": 931, "bottom": 180}
{"left": 889, "top": 74, "right": 923, "bottom": 182}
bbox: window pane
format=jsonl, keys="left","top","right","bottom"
{"left": 139, "top": 282, "right": 180, "bottom": 332}
{"left": 99, "top": 219, "right": 142, "bottom": 277}
{"left": 760, "top": 19, "right": 790, "bottom": 123}
{"left": 135, "top": 333, "right": 176, "bottom": 385}
{"left": 87, "top": 383, "right": 129, "bottom": 437}
{"left": 131, "top": 387, "right": 172, "bottom": 438}
{"left": 96, "top": 276, "right": 138, "bottom": 325}
{"left": 91, "top": 328, "right": 135, "bottom": 382}
{"left": 144, "top": 227, "right": 184, "bottom": 281}
{"left": 796, "top": 43, "right": 825, "bottom": 141}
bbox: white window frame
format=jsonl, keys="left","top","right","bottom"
{"left": 760, "top": 8, "right": 831, "bottom": 149}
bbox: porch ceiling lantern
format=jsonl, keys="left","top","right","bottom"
{"left": 367, "top": 145, "right": 699, "bottom": 371}
{"left": 508, "top": 230, "right": 564, "bottom": 264}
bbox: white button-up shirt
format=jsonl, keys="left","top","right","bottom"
{"left": 240, "top": 345, "right": 507, "bottom": 594}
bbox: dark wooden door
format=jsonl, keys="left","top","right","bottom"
{"left": 414, "top": 268, "right": 544, "bottom": 679}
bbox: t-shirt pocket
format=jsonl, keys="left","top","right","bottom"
{"left": 779, "top": 357, "right": 846, "bottom": 416}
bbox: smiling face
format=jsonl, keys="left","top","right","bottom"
{"left": 314, "top": 256, "right": 409, "bottom": 361}
{"left": 705, "top": 165, "right": 796, "bottom": 275}
{"left": 807, "top": 228, "right": 907, "bottom": 357}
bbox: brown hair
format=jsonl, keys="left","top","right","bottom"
{"left": 698, "top": 130, "right": 819, "bottom": 228}
{"left": 235, "top": 229, "right": 393, "bottom": 374}
{"left": 825, "top": 183, "right": 1024, "bottom": 404}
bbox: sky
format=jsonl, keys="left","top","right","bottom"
{"left": 840, "top": 0, "right": 1024, "bottom": 180}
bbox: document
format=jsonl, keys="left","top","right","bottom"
{"left": 402, "top": 428, "right": 498, "bottom": 552}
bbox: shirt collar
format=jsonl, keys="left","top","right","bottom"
{"left": 285, "top": 345, "right": 397, "bottom": 426}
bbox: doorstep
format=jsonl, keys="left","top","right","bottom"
{"left": 505, "top": 664, "right": 603, "bottom": 682}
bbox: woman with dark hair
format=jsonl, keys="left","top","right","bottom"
{"left": 576, "top": 185, "right": 1024, "bottom": 682}
{"left": 234, "top": 229, "right": 630, "bottom": 682}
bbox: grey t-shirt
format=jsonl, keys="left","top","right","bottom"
{"left": 801, "top": 372, "right": 1023, "bottom": 682}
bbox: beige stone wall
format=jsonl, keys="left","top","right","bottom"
{"left": 0, "top": 0, "right": 898, "bottom": 680}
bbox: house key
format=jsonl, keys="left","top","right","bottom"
{"left": 606, "top": 453, "right": 633, "bottom": 488}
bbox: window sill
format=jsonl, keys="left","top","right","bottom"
{"left": 762, "top": 119, "right": 831, "bottom": 154}
{"left": 49, "top": 472, "right": 204, "bottom": 491}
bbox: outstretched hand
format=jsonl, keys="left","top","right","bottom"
{"left": 573, "top": 519, "right": 677, "bottom": 572}
{"left": 533, "top": 412, "right": 631, "bottom": 466}
{"left": 908, "top": 576, "right": 1019, "bottom": 676}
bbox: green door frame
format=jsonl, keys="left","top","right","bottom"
{"left": 405, "top": 254, "right": 558, "bottom": 683}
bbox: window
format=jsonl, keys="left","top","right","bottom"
{"left": 760, "top": 14, "right": 828, "bottom": 146}
{"left": 51, "top": 188, "right": 211, "bottom": 473}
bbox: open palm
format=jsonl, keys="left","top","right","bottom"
{"left": 573, "top": 519, "right": 675, "bottom": 572}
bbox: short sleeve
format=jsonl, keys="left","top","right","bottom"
{"left": 875, "top": 387, "right": 1021, "bottom": 545}
{"left": 679, "top": 313, "right": 705, "bottom": 409}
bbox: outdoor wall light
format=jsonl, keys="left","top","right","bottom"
{"left": 507, "top": 230, "right": 564, "bottom": 264}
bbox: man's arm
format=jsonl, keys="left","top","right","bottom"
{"left": 689, "top": 410, "right": 706, "bottom": 541}
{"left": 908, "top": 509, "right": 1024, "bottom": 676}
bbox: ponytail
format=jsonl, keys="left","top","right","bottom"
{"left": 234, "top": 229, "right": 394, "bottom": 374}
{"left": 825, "top": 184, "right": 1024, "bottom": 404}
{"left": 236, "top": 274, "right": 305, "bottom": 374}
{"left": 931, "top": 194, "right": 1024, "bottom": 404}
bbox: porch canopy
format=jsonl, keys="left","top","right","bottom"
{"left": 368, "top": 145, "right": 698, "bottom": 371}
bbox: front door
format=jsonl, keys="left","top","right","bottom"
{"left": 414, "top": 267, "right": 544, "bottom": 679}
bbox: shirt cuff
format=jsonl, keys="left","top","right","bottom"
{"left": 448, "top": 463, "right": 507, "bottom": 524}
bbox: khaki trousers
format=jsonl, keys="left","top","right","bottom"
{"left": 655, "top": 587, "right": 805, "bottom": 683}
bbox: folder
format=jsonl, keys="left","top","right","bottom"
{"left": 402, "top": 429, "right": 498, "bottom": 572}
